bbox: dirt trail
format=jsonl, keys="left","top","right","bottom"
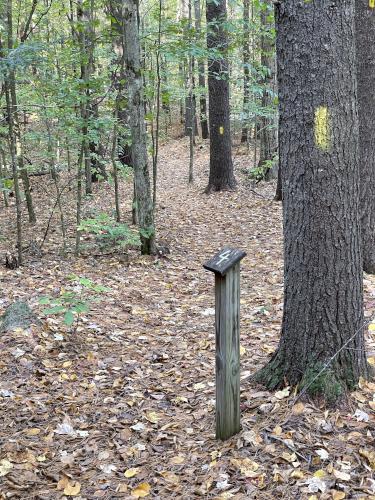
{"left": 0, "top": 139, "right": 374, "bottom": 499}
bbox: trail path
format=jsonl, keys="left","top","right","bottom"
{"left": 0, "top": 139, "right": 374, "bottom": 498}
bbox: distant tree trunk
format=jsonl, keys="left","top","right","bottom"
{"left": 241, "top": 0, "right": 250, "bottom": 143}
{"left": 356, "top": 0, "right": 375, "bottom": 274}
{"left": 5, "top": 0, "right": 36, "bottom": 225}
{"left": 205, "top": 0, "right": 236, "bottom": 193}
{"left": 0, "top": 147, "right": 9, "bottom": 207}
{"left": 109, "top": 0, "right": 132, "bottom": 167}
{"left": 152, "top": 0, "right": 162, "bottom": 209}
{"left": 75, "top": 144, "right": 84, "bottom": 256}
{"left": 89, "top": 102, "right": 107, "bottom": 182}
{"left": 5, "top": 81, "right": 22, "bottom": 265}
{"left": 194, "top": 0, "right": 209, "bottom": 139}
{"left": 77, "top": 0, "right": 101, "bottom": 194}
{"left": 184, "top": 95, "right": 198, "bottom": 137}
{"left": 123, "top": 0, "right": 156, "bottom": 255}
{"left": 255, "top": 0, "right": 369, "bottom": 399}
{"left": 188, "top": 0, "right": 195, "bottom": 182}
{"left": 258, "top": 0, "right": 276, "bottom": 170}
{"left": 111, "top": 106, "right": 121, "bottom": 222}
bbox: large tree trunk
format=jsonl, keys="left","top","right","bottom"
{"left": 356, "top": 0, "right": 375, "bottom": 274}
{"left": 123, "top": 0, "right": 156, "bottom": 255}
{"left": 256, "top": 0, "right": 369, "bottom": 400}
{"left": 194, "top": 0, "right": 209, "bottom": 139}
{"left": 205, "top": 0, "right": 236, "bottom": 193}
{"left": 258, "top": 0, "right": 276, "bottom": 171}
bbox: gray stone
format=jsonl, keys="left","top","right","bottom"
{"left": 1, "top": 301, "right": 40, "bottom": 332}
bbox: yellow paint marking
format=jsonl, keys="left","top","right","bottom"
{"left": 314, "top": 106, "right": 330, "bottom": 151}
{"left": 219, "top": 126, "right": 224, "bottom": 135}
{"left": 370, "top": 0, "right": 375, "bottom": 8}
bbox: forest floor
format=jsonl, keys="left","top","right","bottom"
{"left": 0, "top": 138, "right": 374, "bottom": 499}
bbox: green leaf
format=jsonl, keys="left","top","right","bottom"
{"left": 39, "top": 297, "right": 51, "bottom": 305}
{"left": 72, "top": 303, "right": 89, "bottom": 314}
{"left": 43, "top": 305, "right": 66, "bottom": 315}
{"left": 64, "top": 310, "right": 75, "bottom": 326}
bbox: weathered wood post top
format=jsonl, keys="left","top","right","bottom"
{"left": 203, "top": 247, "right": 246, "bottom": 276}
{"left": 203, "top": 247, "right": 246, "bottom": 441}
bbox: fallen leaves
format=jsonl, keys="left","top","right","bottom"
{"left": 57, "top": 476, "right": 81, "bottom": 496}
{"left": 0, "top": 139, "right": 374, "bottom": 500}
{"left": 131, "top": 482, "right": 151, "bottom": 498}
{"left": 230, "top": 457, "right": 260, "bottom": 478}
{"left": 125, "top": 467, "right": 141, "bottom": 478}
{"left": 0, "top": 459, "right": 13, "bottom": 477}
{"left": 275, "top": 386, "right": 290, "bottom": 399}
{"left": 359, "top": 448, "right": 375, "bottom": 470}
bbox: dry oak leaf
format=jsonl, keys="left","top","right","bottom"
{"left": 332, "top": 491, "right": 346, "bottom": 500}
{"left": 169, "top": 454, "right": 185, "bottom": 465}
{"left": 124, "top": 467, "right": 140, "bottom": 478}
{"left": 0, "top": 459, "right": 13, "bottom": 477}
{"left": 291, "top": 402, "right": 305, "bottom": 414}
{"left": 230, "top": 458, "right": 260, "bottom": 478}
{"left": 131, "top": 482, "right": 151, "bottom": 498}
{"left": 24, "top": 428, "right": 41, "bottom": 436}
{"left": 160, "top": 471, "right": 180, "bottom": 484}
{"left": 275, "top": 387, "right": 290, "bottom": 399}
{"left": 333, "top": 470, "right": 350, "bottom": 482}
{"left": 57, "top": 476, "right": 81, "bottom": 496}
{"left": 359, "top": 448, "right": 375, "bottom": 470}
{"left": 146, "top": 412, "right": 161, "bottom": 424}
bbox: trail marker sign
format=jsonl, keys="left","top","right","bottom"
{"left": 203, "top": 247, "right": 246, "bottom": 440}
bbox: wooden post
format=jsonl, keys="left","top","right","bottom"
{"left": 204, "top": 247, "right": 246, "bottom": 440}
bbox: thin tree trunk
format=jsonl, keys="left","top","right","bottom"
{"left": 0, "top": 147, "right": 9, "bottom": 207}
{"left": 356, "top": 0, "right": 375, "bottom": 274}
{"left": 188, "top": 0, "right": 195, "bottom": 182}
{"left": 152, "top": 0, "right": 162, "bottom": 210}
{"left": 258, "top": 0, "right": 276, "bottom": 171}
{"left": 75, "top": 144, "right": 84, "bottom": 256}
{"left": 194, "top": 0, "right": 209, "bottom": 139}
{"left": 241, "top": 0, "right": 250, "bottom": 143}
{"left": 111, "top": 107, "right": 121, "bottom": 223}
{"left": 4, "top": 0, "right": 36, "bottom": 225}
{"left": 5, "top": 80, "right": 22, "bottom": 265}
{"left": 77, "top": 0, "right": 92, "bottom": 196}
{"left": 46, "top": 121, "right": 67, "bottom": 255}
{"left": 109, "top": 0, "right": 132, "bottom": 168}
{"left": 205, "top": 0, "right": 236, "bottom": 193}
{"left": 8, "top": 58, "right": 36, "bottom": 225}
{"left": 255, "top": 0, "right": 369, "bottom": 399}
{"left": 123, "top": 0, "right": 156, "bottom": 255}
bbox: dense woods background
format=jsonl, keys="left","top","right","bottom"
{"left": 0, "top": 0, "right": 374, "bottom": 498}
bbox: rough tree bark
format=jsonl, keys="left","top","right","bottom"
{"left": 205, "top": 0, "right": 236, "bottom": 193}
{"left": 255, "top": 0, "right": 369, "bottom": 400}
{"left": 123, "top": 0, "right": 156, "bottom": 255}
{"left": 356, "top": 0, "right": 375, "bottom": 274}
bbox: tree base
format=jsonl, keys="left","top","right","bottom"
{"left": 205, "top": 180, "right": 237, "bottom": 194}
{"left": 364, "top": 259, "right": 375, "bottom": 275}
{"left": 254, "top": 350, "right": 370, "bottom": 405}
